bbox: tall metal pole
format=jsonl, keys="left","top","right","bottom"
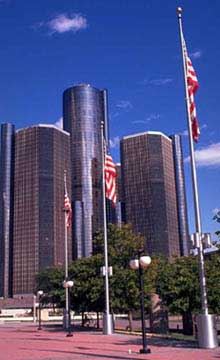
{"left": 101, "top": 121, "right": 113, "bottom": 335}
{"left": 64, "top": 170, "right": 70, "bottom": 328}
{"left": 38, "top": 294, "right": 42, "bottom": 330}
{"left": 138, "top": 252, "right": 151, "bottom": 354}
{"left": 177, "top": 7, "right": 208, "bottom": 315}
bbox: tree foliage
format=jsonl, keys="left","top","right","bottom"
{"left": 35, "top": 267, "right": 64, "bottom": 307}
{"left": 213, "top": 210, "right": 220, "bottom": 238}
{"left": 69, "top": 254, "right": 104, "bottom": 313}
{"left": 36, "top": 224, "right": 220, "bottom": 329}
{"left": 156, "top": 256, "right": 201, "bottom": 315}
{"left": 36, "top": 224, "right": 147, "bottom": 315}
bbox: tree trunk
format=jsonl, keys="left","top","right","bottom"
{"left": 96, "top": 312, "right": 100, "bottom": 329}
{"left": 127, "top": 310, "right": 133, "bottom": 332}
{"left": 82, "top": 311, "right": 85, "bottom": 327}
{"left": 149, "top": 293, "right": 168, "bottom": 334}
{"left": 182, "top": 310, "right": 193, "bottom": 335}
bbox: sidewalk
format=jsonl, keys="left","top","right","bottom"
{"left": 0, "top": 322, "right": 219, "bottom": 360}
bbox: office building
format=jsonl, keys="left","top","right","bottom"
{"left": 63, "top": 84, "right": 108, "bottom": 258}
{"left": 120, "top": 131, "right": 181, "bottom": 258}
{"left": 13, "top": 124, "right": 71, "bottom": 295}
{"left": 0, "top": 123, "right": 15, "bottom": 297}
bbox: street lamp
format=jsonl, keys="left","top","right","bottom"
{"left": 37, "top": 290, "right": 44, "bottom": 330}
{"left": 130, "top": 252, "right": 151, "bottom": 354}
{"left": 63, "top": 280, "right": 74, "bottom": 337}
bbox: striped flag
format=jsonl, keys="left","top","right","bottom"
{"left": 183, "top": 40, "right": 200, "bottom": 142}
{"left": 105, "top": 154, "right": 117, "bottom": 205}
{"left": 64, "top": 193, "right": 72, "bottom": 227}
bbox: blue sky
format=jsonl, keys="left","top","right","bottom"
{"left": 0, "top": 0, "right": 219, "bottom": 240}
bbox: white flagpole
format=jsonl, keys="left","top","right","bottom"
{"left": 177, "top": 7, "right": 208, "bottom": 315}
{"left": 64, "top": 170, "right": 69, "bottom": 327}
{"left": 101, "top": 121, "right": 113, "bottom": 335}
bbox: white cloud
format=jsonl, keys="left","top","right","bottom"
{"left": 185, "top": 143, "right": 220, "bottom": 167}
{"left": 212, "top": 208, "right": 220, "bottom": 215}
{"left": 47, "top": 13, "right": 88, "bottom": 34}
{"left": 190, "top": 50, "right": 202, "bottom": 59}
{"left": 54, "top": 117, "right": 63, "bottom": 129}
{"left": 144, "top": 78, "right": 173, "bottom": 86}
{"left": 116, "top": 100, "right": 133, "bottom": 111}
{"left": 109, "top": 136, "right": 120, "bottom": 149}
{"left": 132, "top": 113, "right": 160, "bottom": 124}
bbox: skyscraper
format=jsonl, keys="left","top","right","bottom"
{"left": 0, "top": 123, "right": 15, "bottom": 298}
{"left": 13, "top": 124, "right": 71, "bottom": 295}
{"left": 170, "top": 135, "right": 190, "bottom": 256}
{"left": 63, "top": 84, "right": 108, "bottom": 258}
{"left": 120, "top": 131, "right": 181, "bottom": 258}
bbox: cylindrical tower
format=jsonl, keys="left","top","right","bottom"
{"left": 170, "top": 134, "right": 190, "bottom": 256}
{"left": 0, "top": 123, "right": 15, "bottom": 298}
{"left": 63, "top": 84, "right": 107, "bottom": 258}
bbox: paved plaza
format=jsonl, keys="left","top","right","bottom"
{"left": 0, "top": 322, "right": 219, "bottom": 360}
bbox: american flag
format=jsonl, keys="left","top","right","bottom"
{"left": 64, "top": 193, "right": 72, "bottom": 227}
{"left": 105, "top": 154, "right": 117, "bottom": 205}
{"left": 183, "top": 40, "right": 200, "bottom": 142}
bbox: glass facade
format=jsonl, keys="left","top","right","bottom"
{"left": 120, "top": 132, "right": 180, "bottom": 259}
{"left": 63, "top": 84, "right": 107, "bottom": 258}
{"left": 0, "top": 123, "right": 15, "bottom": 298}
{"left": 170, "top": 135, "right": 190, "bottom": 256}
{"left": 13, "top": 125, "right": 71, "bottom": 295}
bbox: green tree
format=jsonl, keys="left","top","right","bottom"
{"left": 35, "top": 267, "right": 64, "bottom": 308}
{"left": 69, "top": 254, "right": 104, "bottom": 326}
{"left": 93, "top": 224, "right": 144, "bottom": 267}
{"left": 205, "top": 253, "right": 220, "bottom": 314}
{"left": 36, "top": 224, "right": 154, "bottom": 329}
{"left": 213, "top": 210, "right": 220, "bottom": 238}
{"left": 94, "top": 224, "right": 155, "bottom": 330}
{"left": 156, "top": 255, "right": 201, "bottom": 335}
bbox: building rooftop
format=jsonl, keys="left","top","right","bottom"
{"left": 123, "top": 131, "right": 172, "bottom": 142}
{"left": 16, "top": 124, "right": 70, "bottom": 136}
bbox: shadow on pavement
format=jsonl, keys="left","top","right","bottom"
{"left": 116, "top": 336, "right": 198, "bottom": 349}
{"left": 20, "top": 347, "right": 143, "bottom": 360}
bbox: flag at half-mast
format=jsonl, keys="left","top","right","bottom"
{"left": 64, "top": 189, "right": 72, "bottom": 228}
{"left": 105, "top": 153, "right": 117, "bottom": 205}
{"left": 183, "top": 38, "right": 200, "bottom": 142}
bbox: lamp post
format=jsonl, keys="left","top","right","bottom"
{"left": 130, "top": 252, "right": 151, "bottom": 354}
{"left": 63, "top": 280, "right": 74, "bottom": 337}
{"left": 37, "top": 290, "right": 43, "bottom": 330}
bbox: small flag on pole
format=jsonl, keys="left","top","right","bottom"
{"left": 64, "top": 193, "right": 72, "bottom": 227}
{"left": 183, "top": 39, "right": 200, "bottom": 142}
{"left": 105, "top": 154, "right": 117, "bottom": 205}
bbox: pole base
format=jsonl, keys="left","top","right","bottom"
{"left": 140, "top": 348, "right": 151, "bottom": 354}
{"left": 196, "top": 314, "right": 218, "bottom": 349}
{"left": 102, "top": 313, "right": 114, "bottom": 335}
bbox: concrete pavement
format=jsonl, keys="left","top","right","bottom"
{"left": 0, "top": 322, "right": 219, "bottom": 360}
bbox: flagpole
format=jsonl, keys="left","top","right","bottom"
{"left": 101, "top": 121, "right": 113, "bottom": 335}
{"left": 64, "top": 170, "right": 70, "bottom": 329}
{"left": 177, "top": 7, "right": 208, "bottom": 315}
